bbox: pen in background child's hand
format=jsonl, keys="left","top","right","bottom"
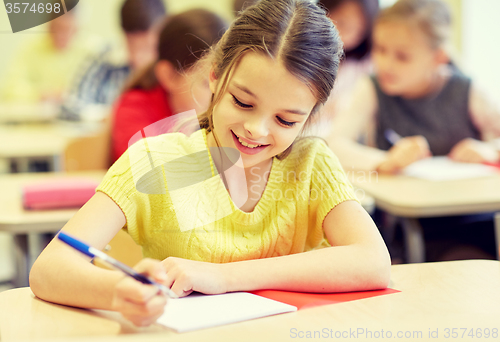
{"left": 384, "top": 129, "right": 402, "bottom": 146}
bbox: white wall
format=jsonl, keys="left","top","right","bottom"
{"left": 461, "top": 0, "right": 500, "bottom": 101}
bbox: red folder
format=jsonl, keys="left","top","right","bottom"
{"left": 250, "top": 288, "right": 400, "bottom": 310}
{"left": 483, "top": 162, "right": 500, "bottom": 170}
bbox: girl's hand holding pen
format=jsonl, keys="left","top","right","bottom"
{"left": 377, "top": 135, "right": 432, "bottom": 173}
{"left": 161, "top": 257, "right": 228, "bottom": 298}
{"left": 112, "top": 259, "right": 169, "bottom": 327}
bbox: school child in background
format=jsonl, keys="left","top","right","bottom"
{"left": 60, "top": 0, "right": 167, "bottom": 121}
{"left": 30, "top": 0, "right": 390, "bottom": 327}
{"left": 328, "top": 0, "right": 500, "bottom": 172}
{"left": 110, "top": 9, "right": 228, "bottom": 162}
{"left": 305, "top": 0, "right": 379, "bottom": 137}
{"left": 0, "top": 10, "right": 97, "bottom": 105}
{"left": 328, "top": 0, "right": 500, "bottom": 261}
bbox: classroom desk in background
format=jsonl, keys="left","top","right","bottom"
{"left": 0, "top": 171, "right": 106, "bottom": 287}
{"left": 1, "top": 260, "right": 499, "bottom": 342}
{"left": 0, "top": 121, "right": 106, "bottom": 172}
{"left": 352, "top": 174, "right": 500, "bottom": 263}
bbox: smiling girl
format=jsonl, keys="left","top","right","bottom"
{"left": 30, "top": 0, "right": 390, "bottom": 327}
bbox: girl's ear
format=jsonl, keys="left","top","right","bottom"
{"left": 154, "top": 60, "right": 179, "bottom": 92}
{"left": 208, "top": 67, "right": 218, "bottom": 94}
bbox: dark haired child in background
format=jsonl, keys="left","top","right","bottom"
{"left": 110, "top": 9, "right": 228, "bottom": 162}
{"left": 61, "top": 0, "right": 167, "bottom": 121}
{"left": 306, "top": 0, "right": 379, "bottom": 137}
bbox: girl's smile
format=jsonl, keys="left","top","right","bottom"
{"left": 231, "top": 130, "right": 270, "bottom": 155}
{"left": 207, "top": 51, "right": 317, "bottom": 169}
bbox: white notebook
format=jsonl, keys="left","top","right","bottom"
{"left": 156, "top": 292, "right": 297, "bottom": 333}
{"left": 402, "top": 156, "right": 498, "bottom": 181}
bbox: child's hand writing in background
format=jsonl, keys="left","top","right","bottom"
{"left": 377, "top": 136, "right": 431, "bottom": 173}
{"left": 448, "top": 138, "right": 500, "bottom": 164}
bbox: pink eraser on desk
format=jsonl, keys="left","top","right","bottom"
{"left": 22, "top": 179, "right": 99, "bottom": 210}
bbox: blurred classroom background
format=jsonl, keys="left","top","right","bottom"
{"left": 0, "top": 0, "right": 499, "bottom": 290}
{"left": 0, "top": 0, "right": 498, "bottom": 99}
{"left": 0, "top": 0, "right": 234, "bottom": 79}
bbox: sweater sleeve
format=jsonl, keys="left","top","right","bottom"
{"left": 308, "top": 140, "right": 359, "bottom": 243}
{"left": 95, "top": 148, "right": 142, "bottom": 239}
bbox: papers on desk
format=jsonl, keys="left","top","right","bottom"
{"left": 156, "top": 288, "right": 400, "bottom": 332}
{"left": 402, "top": 157, "right": 499, "bottom": 181}
{"left": 156, "top": 292, "right": 297, "bottom": 333}
{"left": 251, "top": 288, "right": 400, "bottom": 310}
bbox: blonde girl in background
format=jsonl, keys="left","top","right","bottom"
{"left": 30, "top": 0, "right": 390, "bottom": 327}
{"left": 328, "top": 0, "right": 500, "bottom": 262}
{"left": 328, "top": 0, "right": 500, "bottom": 172}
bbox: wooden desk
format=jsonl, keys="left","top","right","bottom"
{"left": 353, "top": 174, "right": 500, "bottom": 263}
{"left": 0, "top": 122, "right": 104, "bottom": 172}
{"left": 0, "top": 171, "right": 106, "bottom": 287}
{"left": 1, "top": 260, "right": 499, "bottom": 342}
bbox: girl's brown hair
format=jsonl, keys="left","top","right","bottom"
{"left": 376, "top": 0, "right": 451, "bottom": 50}
{"left": 198, "top": 0, "right": 343, "bottom": 158}
{"left": 127, "top": 9, "right": 228, "bottom": 91}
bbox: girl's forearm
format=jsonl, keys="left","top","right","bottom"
{"left": 30, "top": 247, "right": 124, "bottom": 310}
{"left": 30, "top": 192, "right": 130, "bottom": 310}
{"left": 222, "top": 244, "right": 391, "bottom": 293}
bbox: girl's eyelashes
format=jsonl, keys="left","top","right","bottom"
{"left": 231, "top": 95, "right": 253, "bottom": 109}
{"left": 277, "top": 116, "right": 296, "bottom": 127}
{"left": 231, "top": 93, "right": 296, "bottom": 127}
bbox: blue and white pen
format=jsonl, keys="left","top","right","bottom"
{"left": 384, "top": 129, "right": 402, "bottom": 146}
{"left": 58, "top": 231, "right": 177, "bottom": 298}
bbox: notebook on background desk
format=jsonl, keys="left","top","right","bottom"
{"left": 402, "top": 156, "right": 499, "bottom": 181}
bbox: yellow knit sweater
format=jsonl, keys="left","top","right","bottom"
{"left": 97, "top": 129, "right": 357, "bottom": 262}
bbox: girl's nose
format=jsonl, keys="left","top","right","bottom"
{"left": 243, "top": 116, "right": 269, "bottom": 139}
